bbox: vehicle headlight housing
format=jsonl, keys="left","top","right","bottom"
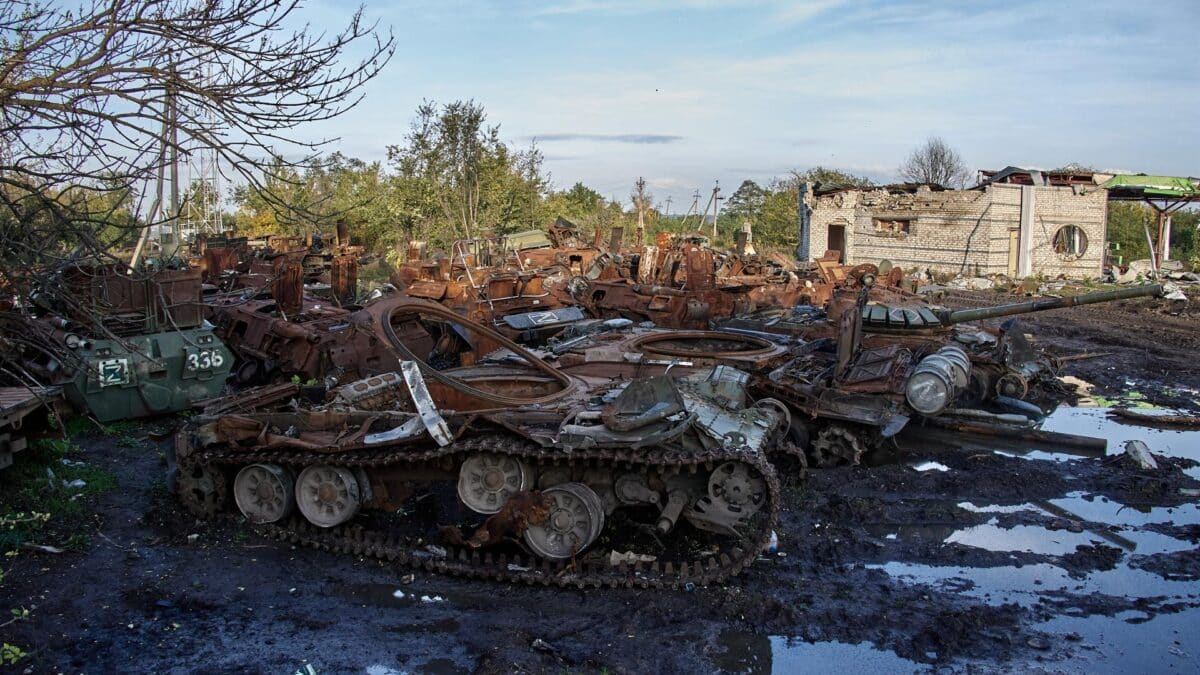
{"left": 906, "top": 370, "right": 952, "bottom": 415}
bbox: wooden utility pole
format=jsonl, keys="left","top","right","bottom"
{"left": 701, "top": 182, "right": 721, "bottom": 237}
{"left": 681, "top": 190, "right": 700, "bottom": 230}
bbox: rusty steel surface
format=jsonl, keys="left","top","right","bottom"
{"left": 330, "top": 254, "right": 358, "bottom": 306}
{"left": 58, "top": 264, "right": 205, "bottom": 334}
{"left": 176, "top": 346, "right": 786, "bottom": 587}
{"left": 0, "top": 386, "right": 60, "bottom": 428}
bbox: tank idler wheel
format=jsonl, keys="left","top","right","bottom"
{"left": 708, "top": 461, "right": 766, "bottom": 517}
{"left": 457, "top": 453, "right": 533, "bottom": 515}
{"left": 523, "top": 482, "right": 605, "bottom": 561}
{"left": 178, "top": 462, "right": 227, "bottom": 518}
{"left": 295, "top": 465, "right": 362, "bottom": 528}
{"left": 809, "top": 425, "right": 868, "bottom": 468}
{"left": 234, "top": 463, "right": 296, "bottom": 524}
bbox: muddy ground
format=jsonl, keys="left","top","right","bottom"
{"left": 2, "top": 298, "right": 1200, "bottom": 674}
{"left": 936, "top": 288, "right": 1200, "bottom": 411}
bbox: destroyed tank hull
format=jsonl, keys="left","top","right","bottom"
{"left": 174, "top": 300, "right": 785, "bottom": 589}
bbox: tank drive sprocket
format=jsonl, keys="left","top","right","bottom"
{"left": 809, "top": 424, "right": 868, "bottom": 468}
{"left": 177, "top": 460, "right": 228, "bottom": 518}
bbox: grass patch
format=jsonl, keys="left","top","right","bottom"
{"left": 0, "top": 437, "right": 116, "bottom": 555}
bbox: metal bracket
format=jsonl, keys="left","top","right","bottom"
{"left": 400, "top": 360, "right": 452, "bottom": 446}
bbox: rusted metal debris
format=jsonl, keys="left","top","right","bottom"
{"left": 1109, "top": 408, "right": 1200, "bottom": 428}
{"left": 176, "top": 299, "right": 785, "bottom": 588}
{"left": 160, "top": 218, "right": 1171, "bottom": 589}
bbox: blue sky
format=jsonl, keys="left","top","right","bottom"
{"left": 300, "top": 0, "right": 1200, "bottom": 210}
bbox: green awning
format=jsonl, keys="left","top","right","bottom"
{"left": 1102, "top": 174, "right": 1200, "bottom": 200}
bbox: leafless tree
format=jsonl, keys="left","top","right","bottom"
{"left": 0, "top": 0, "right": 394, "bottom": 281}
{"left": 898, "top": 136, "right": 971, "bottom": 188}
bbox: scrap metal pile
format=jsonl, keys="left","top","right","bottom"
{"left": 161, "top": 222, "right": 1166, "bottom": 587}
{"left": 0, "top": 219, "right": 1167, "bottom": 583}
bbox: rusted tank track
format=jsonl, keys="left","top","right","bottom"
{"left": 189, "top": 433, "right": 780, "bottom": 590}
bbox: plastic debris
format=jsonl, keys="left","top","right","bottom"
{"left": 1121, "top": 440, "right": 1158, "bottom": 470}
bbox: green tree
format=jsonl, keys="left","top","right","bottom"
{"left": 1105, "top": 202, "right": 1200, "bottom": 269}
{"left": 386, "top": 100, "right": 547, "bottom": 246}
{"left": 233, "top": 153, "right": 394, "bottom": 250}
{"left": 723, "top": 180, "right": 768, "bottom": 226}
{"left": 540, "top": 182, "right": 608, "bottom": 229}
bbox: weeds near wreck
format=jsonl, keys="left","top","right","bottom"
{"left": 0, "top": 437, "right": 116, "bottom": 556}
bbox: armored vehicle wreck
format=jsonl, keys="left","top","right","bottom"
{"left": 176, "top": 299, "right": 785, "bottom": 588}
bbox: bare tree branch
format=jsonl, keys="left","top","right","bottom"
{"left": 0, "top": 0, "right": 395, "bottom": 284}
{"left": 898, "top": 136, "right": 971, "bottom": 188}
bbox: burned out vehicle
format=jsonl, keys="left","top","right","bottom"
{"left": 569, "top": 239, "right": 811, "bottom": 329}
{"left": 729, "top": 283, "right": 1167, "bottom": 466}
{"left": 389, "top": 227, "right": 601, "bottom": 342}
{"left": 4, "top": 265, "right": 233, "bottom": 422}
{"left": 208, "top": 272, "right": 474, "bottom": 385}
{"left": 176, "top": 299, "right": 784, "bottom": 588}
{"left": 538, "top": 280, "right": 1166, "bottom": 468}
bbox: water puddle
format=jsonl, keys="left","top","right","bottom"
{"left": 1042, "top": 407, "right": 1200, "bottom": 467}
{"left": 957, "top": 502, "right": 1033, "bottom": 514}
{"left": 871, "top": 561, "right": 1199, "bottom": 608}
{"left": 714, "top": 630, "right": 922, "bottom": 674}
{"left": 1035, "top": 607, "right": 1200, "bottom": 673}
{"left": 945, "top": 520, "right": 1105, "bottom": 555}
{"left": 1046, "top": 492, "right": 1200, "bottom": 528}
{"left": 912, "top": 461, "right": 951, "bottom": 472}
{"left": 944, "top": 519, "right": 1192, "bottom": 555}
{"left": 993, "top": 448, "right": 1084, "bottom": 463}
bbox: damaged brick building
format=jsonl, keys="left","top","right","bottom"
{"left": 801, "top": 168, "right": 1110, "bottom": 278}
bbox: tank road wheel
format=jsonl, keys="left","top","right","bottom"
{"left": 295, "top": 465, "right": 362, "bottom": 528}
{"left": 708, "top": 462, "right": 766, "bottom": 517}
{"left": 457, "top": 453, "right": 533, "bottom": 515}
{"left": 234, "top": 464, "right": 296, "bottom": 524}
{"left": 523, "top": 482, "right": 605, "bottom": 561}
{"left": 809, "top": 425, "right": 868, "bottom": 468}
{"left": 177, "top": 462, "right": 227, "bottom": 518}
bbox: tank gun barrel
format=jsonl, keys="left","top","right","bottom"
{"left": 938, "top": 284, "right": 1163, "bottom": 325}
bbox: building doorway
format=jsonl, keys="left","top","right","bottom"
{"left": 827, "top": 224, "right": 846, "bottom": 263}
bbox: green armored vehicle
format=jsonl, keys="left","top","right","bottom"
{"left": 19, "top": 264, "right": 233, "bottom": 422}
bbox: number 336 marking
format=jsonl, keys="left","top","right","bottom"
{"left": 186, "top": 350, "right": 224, "bottom": 371}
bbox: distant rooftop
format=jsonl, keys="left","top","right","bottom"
{"left": 976, "top": 166, "right": 1105, "bottom": 188}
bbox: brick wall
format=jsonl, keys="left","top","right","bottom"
{"left": 806, "top": 183, "right": 1106, "bottom": 278}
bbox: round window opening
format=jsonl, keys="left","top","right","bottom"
{"left": 1052, "top": 225, "right": 1088, "bottom": 260}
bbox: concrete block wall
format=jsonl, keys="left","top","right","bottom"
{"left": 1022, "top": 185, "right": 1107, "bottom": 278}
{"left": 807, "top": 183, "right": 1106, "bottom": 279}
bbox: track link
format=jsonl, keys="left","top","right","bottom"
{"left": 189, "top": 433, "right": 781, "bottom": 590}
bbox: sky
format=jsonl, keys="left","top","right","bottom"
{"left": 297, "top": 0, "right": 1200, "bottom": 211}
